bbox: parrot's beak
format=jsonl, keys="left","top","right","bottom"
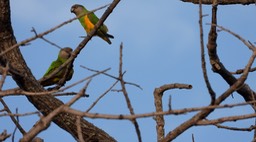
{"left": 70, "top": 7, "right": 74, "bottom": 13}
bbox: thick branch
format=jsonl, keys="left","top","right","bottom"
{"left": 206, "top": 3, "right": 256, "bottom": 108}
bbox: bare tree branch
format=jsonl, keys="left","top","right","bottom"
{"left": 199, "top": 0, "right": 216, "bottom": 105}
{"left": 60, "top": 100, "right": 256, "bottom": 120}
{"left": 0, "top": 130, "right": 11, "bottom": 141}
{"left": 180, "top": 0, "right": 256, "bottom": 5}
{"left": 231, "top": 66, "right": 256, "bottom": 74}
{"left": 192, "top": 134, "right": 195, "bottom": 142}
{"left": 0, "top": 99, "right": 27, "bottom": 135}
{"left": 205, "top": 7, "right": 256, "bottom": 109}
{"left": 20, "top": 80, "right": 91, "bottom": 142}
{"left": 80, "top": 65, "right": 143, "bottom": 90}
{"left": 86, "top": 80, "right": 119, "bottom": 112}
{"left": 213, "top": 123, "right": 256, "bottom": 131}
{"left": 0, "top": 69, "right": 109, "bottom": 97}
{"left": 1, "top": 0, "right": 255, "bottom": 141}
{"left": 196, "top": 113, "right": 256, "bottom": 126}
{"left": 118, "top": 43, "right": 142, "bottom": 142}
{"left": 154, "top": 83, "right": 192, "bottom": 141}
{"left": 31, "top": 27, "right": 62, "bottom": 50}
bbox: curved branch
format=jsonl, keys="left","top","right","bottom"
{"left": 206, "top": 4, "right": 256, "bottom": 108}
{"left": 154, "top": 83, "right": 192, "bottom": 141}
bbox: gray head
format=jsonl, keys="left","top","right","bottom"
{"left": 70, "top": 4, "right": 87, "bottom": 16}
{"left": 59, "top": 47, "right": 73, "bottom": 59}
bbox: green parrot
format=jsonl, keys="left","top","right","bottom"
{"left": 71, "top": 4, "right": 114, "bottom": 44}
{"left": 41, "top": 47, "right": 74, "bottom": 87}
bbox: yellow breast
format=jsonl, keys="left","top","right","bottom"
{"left": 84, "top": 15, "right": 95, "bottom": 33}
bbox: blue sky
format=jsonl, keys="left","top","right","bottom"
{"left": 1, "top": 0, "right": 256, "bottom": 142}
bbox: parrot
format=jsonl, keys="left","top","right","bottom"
{"left": 70, "top": 4, "right": 114, "bottom": 44}
{"left": 41, "top": 47, "right": 74, "bottom": 87}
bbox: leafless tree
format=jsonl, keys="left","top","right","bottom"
{"left": 1, "top": 0, "right": 256, "bottom": 142}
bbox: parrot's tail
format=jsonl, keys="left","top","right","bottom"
{"left": 103, "top": 33, "right": 114, "bottom": 44}
{"left": 106, "top": 33, "right": 114, "bottom": 39}
{"left": 98, "top": 31, "right": 114, "bottom": 44}
{"left": 103, "top": 37, "right": 112, "bottom": 45}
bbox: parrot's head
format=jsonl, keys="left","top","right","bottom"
{"left": 59, "top": 47, "right": 73, "bottom": 60}
{"left": 71, "top": 4, "right": 86, "bottom": 16}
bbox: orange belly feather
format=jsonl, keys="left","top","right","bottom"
{"left": 84, "top": 15, "right": 95, "bottom": 33}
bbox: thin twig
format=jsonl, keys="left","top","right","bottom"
{"left": 59, "top": 68, "right": 110, "bottom": 91}
{"left": 53, "top": 92, "right": 89, "bottom": 97}
{"left": 207, "top": 23, "right": 256, "bottom": 51}
{"left": 231, "top": 66, "right": 256, "bottom": 74}
{"left": 12, "top": 108, "right": 19, "bottom": 142}
{"left": 118, "top": 43, "right": 142, "bottom": 142}
{"left": 0, "top": 130, "right": 11, "bottom": 141}
{"left": 168, "top": 95, "right": 172, "bottom": 110}
{"left": 0, "top": 88, "right": 58, "bottom": 97}
{"left": 214, "top": 123, "right": 256, "bottom": 131}
{"left": 86, "top": 80, "right": 119, "bottom": 112}
{"left": 192, "top": 133, "right": 195, "bottom": 142}
{"left": 199, "top": 0, "right": 216, "bottom": 105}
{"left": 20, "top": 80, "right": 91, "bottom": 142}
{"left": 63, "top": 100, "right": 256, "bottom": 120}
{"left": 31, "top": 27, "right": 62, "bottom": 49}
{"left": 0, "top": 111, "right": 39, "bottom": 117}
{"left": 196, "top": 113, "right": 256, "bottom": 126}
{"left": 0, "top": 69, "right": 110, "bottom": 97}
{"left": 80, "top": 65, "right": 143, "bottom": 90}
{"left": 0, "top": 99, "right": 27, "bottom": 135}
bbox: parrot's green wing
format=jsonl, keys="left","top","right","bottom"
{"left": 88, "top": 12, "right": 108, "bottom": 32}
{"left": 87, "top": 12, "right": 99, "bottom": 24}
{"left": 41, "top": 60, "right": 63, "bottom": 86}
{"left": 78, "top": 16, "right": 86, "bottom": 29}
{"left": 43, "top": 60, "right": 62, "bottom": 77}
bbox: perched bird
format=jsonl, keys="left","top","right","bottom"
{"left": 71, "top": 4, "right": 114, "bottom": 44}
{"left": 41, "top": 47, "right": 74, "bottom": 87}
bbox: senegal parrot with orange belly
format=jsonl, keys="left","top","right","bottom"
{"left": 71, "top": 4, "right": 114, "bottom": 44}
